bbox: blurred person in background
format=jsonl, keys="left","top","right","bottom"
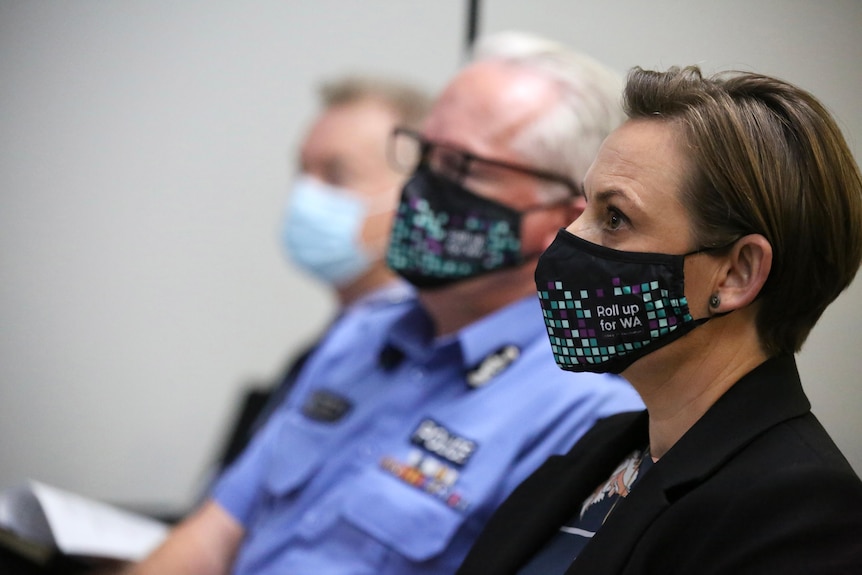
{"left": 211, "top": 76, "right": 432, "bottom": 474}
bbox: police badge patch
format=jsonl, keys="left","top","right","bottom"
{"left": 410, "top": 418, "right": 477, "bottom": 467}
{"left": 301, "top": 389, "right": 353, "bottom": 423}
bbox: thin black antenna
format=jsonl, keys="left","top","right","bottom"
{"left": 466, "top": 0, "right": 480, "bottom": 56}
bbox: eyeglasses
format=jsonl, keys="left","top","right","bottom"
{"left": 388, "top": 127, "right": 582, "bottom": 197}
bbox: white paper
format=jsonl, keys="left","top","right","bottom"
{"left": 0, "top": 482, "right": 53, "bottom": 545}
{"left": 0, "top": 480, "right": 169, "bottom": 561}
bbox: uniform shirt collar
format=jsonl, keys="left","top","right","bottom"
{"left": 458, "top": 295, "right": 545, "bottom": 369}
{"left": 344, "top": 279, "right": 415, "bottom": 312}
{"left": 385, "top": 295, "right": 545, "bottom": 371}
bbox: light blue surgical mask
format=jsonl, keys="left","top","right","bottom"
{"left": 281, "top": 175, "right": 381, "bottom": 286}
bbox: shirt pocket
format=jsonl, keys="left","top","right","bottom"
{"left": 263, "top": 414, "right": 336, "bottom": 497}
{"left": 340, "top": 466, "right": 466, "bottom": 562}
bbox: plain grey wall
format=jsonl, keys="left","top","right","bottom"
{"left": 1, "top": 0, "right": 860, "bottom": 509}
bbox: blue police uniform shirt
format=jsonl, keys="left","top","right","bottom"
{"left": 195, "top": 279, "right": 416, "bottom": 502}
{"left": 245, "top": 279, "right": 416, "bottom": 433}
{"left": 212, "top": 294, "right": 643, "bottom": 575}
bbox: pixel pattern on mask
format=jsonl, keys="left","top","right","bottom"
{"left": 537, "top": 278, "right": 693, "bottom": 368}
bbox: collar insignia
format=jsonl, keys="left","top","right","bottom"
{"left": 465, "top": 344, "right": 521, "bottom": 388}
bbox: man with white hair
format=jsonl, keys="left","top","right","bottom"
{"left": 131, "top": 32, "right": 643, "bottom": 575}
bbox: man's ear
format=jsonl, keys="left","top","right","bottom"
{"left": 569, "top": 194, "right": 587, "bottom": 221}
{"left": 538, "top": 196, "right": 585, "bottom": 250}
{"left": 713, "top": 234, "right": 773, "bottom": 312}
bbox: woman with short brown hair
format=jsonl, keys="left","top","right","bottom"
{"left": 458, "top": 65, "right": 862, "bottom": 575}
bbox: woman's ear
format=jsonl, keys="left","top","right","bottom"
{"left": 714, "top": 234, "right": 773, "bottom": 312}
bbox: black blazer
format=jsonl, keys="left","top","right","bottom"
{"left": 458, "top": 355, "right": 862, "bottom": 574}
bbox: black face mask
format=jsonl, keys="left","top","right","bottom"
{"left": 386, "top": 165, "right": 525, "bottom": 289}
{"left": 534, "top": 229, "right": 720, "bottom": 374}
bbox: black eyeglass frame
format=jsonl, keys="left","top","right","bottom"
{"left": 389, "top": 127, "right": 583, "bottom": 198}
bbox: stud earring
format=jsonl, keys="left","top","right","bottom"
{"left": 709, "top": 294, "right": 721, "bottom": 309}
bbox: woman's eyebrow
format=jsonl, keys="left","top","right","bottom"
{"left": 590, "top": 188, "right": 628, "bottom": 204}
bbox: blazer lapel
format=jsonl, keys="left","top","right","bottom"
{"left": 459, "top": 411, "right": 648, "bottom": 574}
{"left": 567, "top": 427, "right": 667, "bottom": 575}
{"left": 568, "top": 355, "right": 811, "bottom": 575}
{"left": 521, "top": 412, "right": 648, "bottom": 568}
